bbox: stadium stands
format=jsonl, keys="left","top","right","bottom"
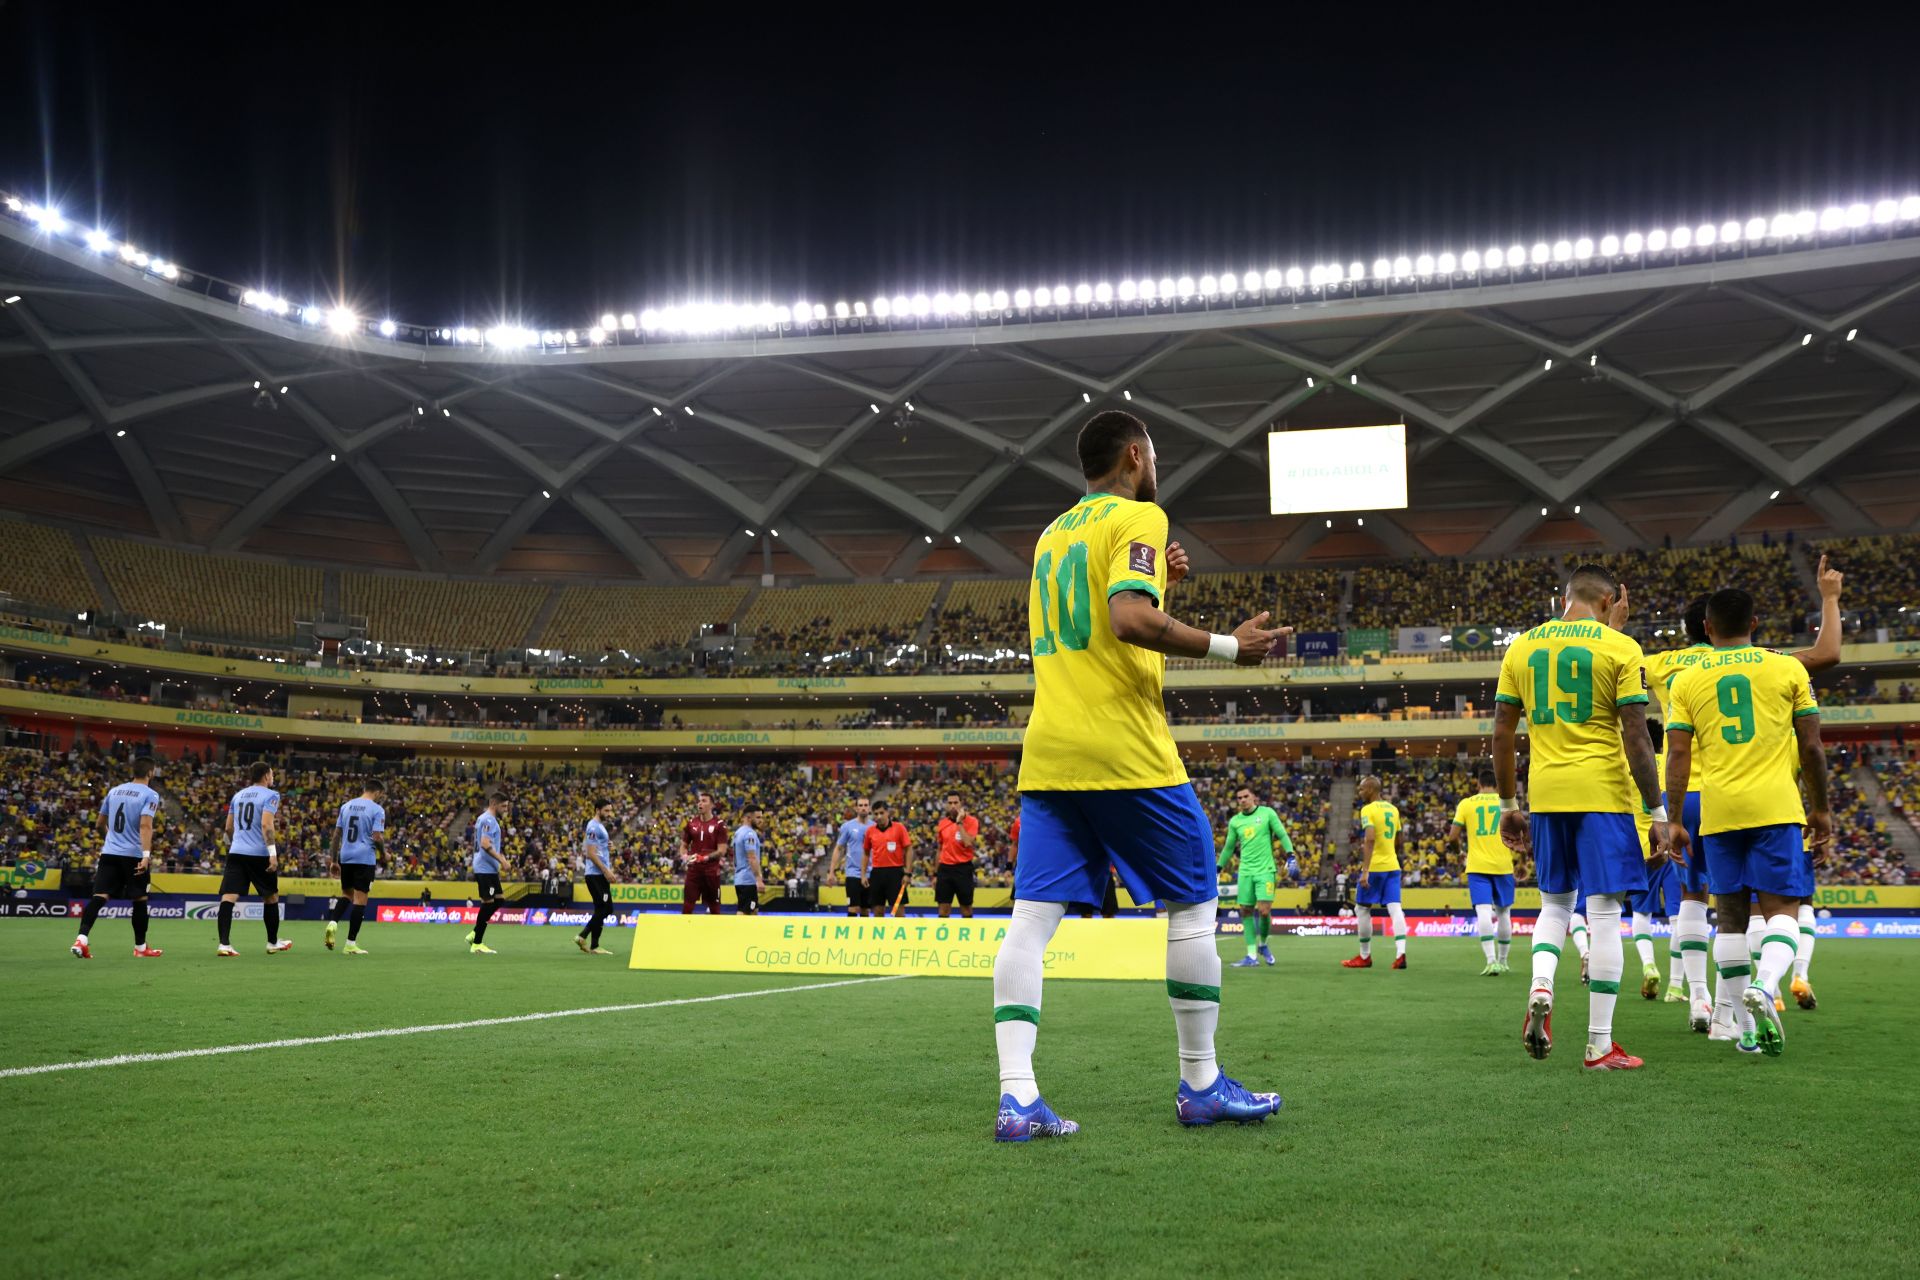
{"left": 343, "top": 571, "right": 547, "bottom": 652}
{"left": 0, "top": 517, "right": 98, "bottom": 615}
{"left": 1606, "top": 543, "right": 1807, "bottom": 642}
{"left": 96, "top": 539, "right": 322, "bottom": 642}
{"left": 540, "top": 584, "right": 748, "bottom": 655}
{"left": 741, "top": 581, "right": 937, "bottom": 659}
{"left": 1349, "top": 558, "right": 1564, "bottom": 631}
{"left": 1818, "top": 534, "right": 1920, "bottom": 638}
{"left": 1177, "top": 569, "right": 1343, "bottom": 634}
{"left": 926, "top": 579, "right": 1027, "bottom": 662}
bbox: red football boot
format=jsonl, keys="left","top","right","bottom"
{"left": 134, "top": 945, "right": 164, "bottom": 958}
{"left": 70, "top": 938, "right": 92, "bottom": 959}
{"left": 1582, "top": 1041, "right": 1645, "bottom": 1071}
{"left": 1391, "top": 954, "right": 1407, "bottom": 970}
{"left": 1341, "top": 954, "right": 1373, "bottom": 968}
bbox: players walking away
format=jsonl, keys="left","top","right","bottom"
{"left": 830, "top": 797, "right": 873, "bottom": 917}
{"left": 1451, "top": 771, "right": 1515, "bottom": 974}
{"left": 732, "top": 805, "right": 765, "bottom": 913}
{"left": 1494, "top": 563, "right": 1662, "bottom": 1071}
{"left": 679, "top": 791, "right": 726, "bottom": 915}
{"left": 325, "top": 777, "right": 385, "bottom": 955}
{"left": 936, "top": 792, "right": 980, "bottom": 919}
{"left": 864, "top": 800, "right": 911, "bottom": 917}
{"left": 1345, "top": 777, "right": 1409, "bottom": 969}
{"left": 576, "top": 798, "right": 616, "bottom": 954}
{"left": 1220, "top": 786, "right": 1294, "bottom": 968}
{"left": 72, "top": 755, "right": 164, "bottom": 959}
{"left": 218, "top": 762, "right": 290, "bottom": 957}
{"left": 1662, "top": 588, "right": 1829, "bottom": 1059}
{"left": 467, "top": 792, "right": 510, "bottom": 954}
{"left": 991, "top": 410, "right": 1289, "bottom": 1141}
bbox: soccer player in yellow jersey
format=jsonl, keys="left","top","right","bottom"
{"left": 1623, "top": 555, "right": 1843, "bottom": 1022}
{"left": 1449, "top": 770, "right": 1515, "bottom": 975}
{"left": 1662, "top": 587, "right": 1830, "bottom": 1059}
{"left": 992, "top": 410, "right": 1289, "bottom": 1142}
{"left": 1343, "top": 777, "right": 1408, "bottom": 969}
{"left": 1494, "top": 563, "right": 1663, "bottom": 1072}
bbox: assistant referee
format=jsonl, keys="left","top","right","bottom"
{"left": 864, "top": 801, "right": 912, "bottom": 917}
{"left": 936, "top": 791, "right": 980, "bottom": 919}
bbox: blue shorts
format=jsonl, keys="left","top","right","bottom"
{"left": 1674, "top": 791, "right": 1708, "bottom": 894}
{"left": 1355, "top": 870, "right": 1402, "bottom": 905}
{"left": 1468, "top": 872, "right": 1515, "bottom": 908}
{"left": 1014, "top": 786, "right": 1217, "bottom": 907}
{"left": 1531, "top": 811, "right": 1644, "bottom": 898}
{"left": 1626, "top": 860, "right": 1676, "bottom": 919}
{"left": 1704, "top": 823, "right": 1813, "bottom": 899}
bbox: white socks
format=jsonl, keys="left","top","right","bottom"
{"left": 1746, "top": 914, "right": 1766, "bottom": 966}
{"left": 992, "top": 900, "right": 1064, "bottom": 1105}
{"left": 1632, "top": 912, "right": 1656, "bottom": 968}
{"left": 1675, "top": 899, "right": 1711, "bottom": 1003}
{"left": 1356, "top": 908, "right": 1373, "bottom": 959}
{"left": 1569, "top": 913, "right": 1590, "bottom": 959}
{"left": 1387, "top": 904, "right": 1409, "bottom": 958}
{"left": 1532, "top": 892, "right": 1574, "bottom": 994}
{"left": 1585, "top": 894, "right": 1625, "bottom": 1054}
{"left": 1475, "top": 904, "right": 1497, "bottom": 963}
{"left": 1795, "top": 903, "right": 1816, "bottom": 980}
{"left": 1754, "top": 913, "right": 1799, "bottom": 1000}
{"left": 1494, "top": 907, "right": 1512, "bottom": 966}
{"left": 1714, "top": 929, "right": 1755, "bottom": 1034}
{"left": 1166, "top": 900, "right": 1221, "bottom": 1091}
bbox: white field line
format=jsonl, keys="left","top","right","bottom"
{"left": 0, "top": 973, "right": 913, "bottom": 1079}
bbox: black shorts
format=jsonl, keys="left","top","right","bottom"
{"left": 935, "top": 862, "right": 976, "bottom": 907}
{"left": 475, "top": 872, "right": 503, "bottom": 900}
{"left": 845, "top": 876, "right": 868, "bottom": 909}
{"left": 734, "top": 883, "right": 759, "bottom": 914}
{"left": 91, "top": 856, "right": 149, "bottom": 899}
{"left": 220, "top": 855, "right": 277, "bottom": 897}
{"left": 338, "top": 863, "right": 375, "bottom": 894}
{"left": 868, "top": 866, "right": 906, "bottom": 911}
{"left": 585, "top": 874, "right": 611, "bottom": 906}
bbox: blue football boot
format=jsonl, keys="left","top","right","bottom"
{"left": 1176, "top": 1070, "right": 1283, "bottom": 1126}
{"left": 994, "top": 1094, "right": 1079, "bottom": 1142}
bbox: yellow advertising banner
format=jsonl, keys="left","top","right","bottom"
{"left": 626, "top": 915, "right": 1164, "bottom": 979}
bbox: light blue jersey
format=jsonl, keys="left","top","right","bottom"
{"left": 472, "top": 809, "right": 502, "bottom": 874}
{"left": 336, "top": 797, "right": 386, "bottom": 866}
{"left": 100, "top": 781, "right": 160, "bottom": 859}
{"left": 228, "top": 784, "right": 280, "bottom": 857}
{"left": 835, "top": 817, "right": 872, "bottom": 877}
{"left": 581, "top": 817, "right": 611, "bottom": 877}
{"left": 732, "top": 824, "right": 761, "bottom": 886}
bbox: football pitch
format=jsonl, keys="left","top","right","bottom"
{"left": 3, "top": 920, "right": 1914, "bottom": 1280}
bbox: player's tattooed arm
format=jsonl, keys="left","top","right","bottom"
{"left": 1791, "top": 554, "right": 1845, "bottom": 673}
{"left": 1620, "top": 701, "right": 1662, "bottom": 817}
{"left": 1795, "top": 712, "right": 1832, "bottom": 855}
{"left": 1491, "top": 701, "right": 1530, "bottom": 853}
{"left": 1107, "top": 591, "right": 1288, "bottom": 665}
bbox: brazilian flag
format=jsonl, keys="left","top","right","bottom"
{"left": 1452, "top": 624, "right": 1493, "bottom": 652}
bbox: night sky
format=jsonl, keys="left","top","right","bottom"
{"left": 5, "top": 2, "right": 1918, "bottom": 330}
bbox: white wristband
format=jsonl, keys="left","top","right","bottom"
{"left": 267, "top": 843, "right": 278, "bottom": 857}
{"left": 1206, "top": 632, "right": 1239, "bottom": 663}
{"left": 1499, "top": 797, "right": 1518, "bottom": 813}
{"left": 1648, "top": 806, "right": 1668, "bottom": 823}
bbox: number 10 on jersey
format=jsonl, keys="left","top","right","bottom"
{"left": 1033, "top": 542, "right": 1092, "bottom": 655}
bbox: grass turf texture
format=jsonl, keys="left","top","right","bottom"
{"left": 3, "top": 920, "right": 1914, "bottom": 1280}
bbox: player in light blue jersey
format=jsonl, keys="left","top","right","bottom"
{"left": 575, "top": 799, "right": 617, "bottom": 955}
{"left": 829, "top": 797, "right": 873, "bottom": 917}
{"left": 324, "top": 778, "right": 386, "bottom": 955}
{"left": 467, "top": 792, "right": 511, "bottom": 954}
{"left": 71, "top": 756, "right": 164, "bottom": 960}
{"left": 217, "top": 762, "right": 290, "bottom": 956}
{"left": 732, "top": 805, "right": 765, "bottom": 914}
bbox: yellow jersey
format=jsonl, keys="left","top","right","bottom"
{"left": 1646, "top": 643, "right": 1715, "bottom": 720}
{"left": 1496, "top": 617, "right": 1650, "bottom": 814}
{"left": 1451, "top": 793, "right": 1512, "bottom": 875}
{"left": 1017, "top": 492, "right": 1186, "bottom": 791}
{"left": 1666, "top": 646, "right": 1818, "bottom": 836}
{"left": 1358, "top": 800, "right": 1401, "bottom": 872}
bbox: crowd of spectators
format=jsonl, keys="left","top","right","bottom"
{"left": 1349, "top": 557, "right": 1565, "bottom": 631}
{"left": 1816, "top": 534, "right": 1920, "bottom": 639}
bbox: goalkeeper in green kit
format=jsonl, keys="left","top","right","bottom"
{"left": 1220, "top": 785, "right": 1296, "bottom": 968}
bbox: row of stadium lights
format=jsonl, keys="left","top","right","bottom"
{"left": 9, "top": 187, "right": 1920, "bottom": 350}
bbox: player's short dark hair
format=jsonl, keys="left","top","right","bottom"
{"left": 130, "top": 755, "right": 155, "bottom": 778}
{"left": 1076, "top": 410, "right": 1149, "bottom": 479}
{"left": 365, "top": 777, "right": 386, "bottom": 795}
{"left": 1566, "top": 563, "right": 1618, "bottom": 604}
{"left": 1683, "top": 593, "right": 1710, "bottom": 646}
{"left": 489, "top": 790, "right": 508, "bottom": 806}
{"left": 1478, "top": 770, "right": 1497, "bottom": 787}
{"left": 695, "top": 790, "right": 713, "bottom": 803}
{"left": 596, "top": 796, "right": 612, "bottom": 809}
{"left": 873, "top": 799, "right": 890, "bottom": 811}
{"left": 248, "top": 761, "right": 272, "bottom": 783}
{"left": 1706, "top": 587, "right": 1756, "bottom": 639}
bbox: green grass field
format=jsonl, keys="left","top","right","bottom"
{"left": 3, "top": 917, "right": 1914, "bottom": 1279}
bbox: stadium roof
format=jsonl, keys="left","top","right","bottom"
{"left": 4, "top": 201, "right": 1920, "bottom": 582}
